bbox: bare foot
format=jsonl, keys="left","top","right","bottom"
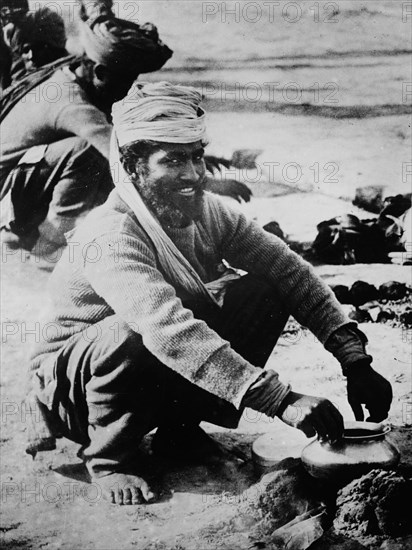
{"left": 96, "top": 473, "right": 155, "bottom": 505}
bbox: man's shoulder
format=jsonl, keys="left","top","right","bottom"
{"left": 201, "top": 192, "right": 245, "bottom": 226}
{"left": 71, "top": 191, "right": 148, "bottom": 244}
{"left": 40, "top": 67, "right": 90, "bottom": 106}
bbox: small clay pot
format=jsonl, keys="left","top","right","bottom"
{"left": 301, "top": 421, "right": 400, "bottom": 486}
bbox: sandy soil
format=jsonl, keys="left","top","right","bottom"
{"left": 1, "top": 2, "right": 411, "bottom": 549}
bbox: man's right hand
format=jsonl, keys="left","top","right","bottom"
{"left": 277, "top": 391, "right": 344, "bottom": 443}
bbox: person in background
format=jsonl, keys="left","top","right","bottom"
{"left": 0, "top": 0, "right": 29, "bottom": 89}
{"left": 9, "top": 7, "right": 68, "bottom": 78}
{"left": 0, "top": 16, "right": 172, "bottom": 250}
{"left": 1, "top": 9, "right": 250, "bottom": 251}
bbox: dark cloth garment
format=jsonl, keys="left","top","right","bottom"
{"left": 310, "top": 194, "right": 412, "bottom": 264}
{"left": 80, "top": 17, "right": 172, "bottom": 75}
{"left": 35, "top": 275, "right": 289, "bottom": 477}
{"left": 1, "top": 137, "right": 112, "bottom": 248}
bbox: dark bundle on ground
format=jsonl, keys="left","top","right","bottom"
{"left": 349, "top": 281, "right": 379, "bottom": 306}
{"left": 353, "top": 185, "right": 385, "bottom": 213}
{"left": 311, "top": 194, "right": 411, "bottom": 265}
{"left": 331, "top": 281, "right": 411, "bottom": 327}
{"left": 330, "top": 281, "right": 379, "bottom": 307}
{"left": 378, "top": 281, "right": 407, "bottom": 301}
{"left": 333, "top": 470, "right": 412, "bottom": 539}
{"left": 380, "top": 194, "right": 412, "bottom": 218}
{"left": 330, "top": 285, "right": 352, "bottom": 304}
{"left": 263, "top": 221, "right": 286, "bottom": 241}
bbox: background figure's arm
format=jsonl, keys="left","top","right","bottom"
{"left": 205, "top": 177, "right": 252, "bottom": 203}
{"left": 204, "top": 155, "right": 252, "bottom": 203}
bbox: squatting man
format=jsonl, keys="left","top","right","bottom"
{"left": 27, "top": 82, "right": 392, "bottom": 505}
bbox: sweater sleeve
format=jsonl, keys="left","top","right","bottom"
{"left": 207, "top": 197, "right": 350, "bottom": 344}
{"left": 83, "top": 230, "right": 263, "bottom": 407}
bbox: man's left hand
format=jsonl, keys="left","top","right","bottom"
{"left": 205, "top": 177, "right": 252, "bottom": 203}
{"left": 347, "top": 365, "right": 392, "bottom": 422}
{"left": 204, "top": 155, "right": 232, "bottom": 174}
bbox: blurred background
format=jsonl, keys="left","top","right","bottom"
{"left": 28, "top": 0, "right": 411, "bottom": 205}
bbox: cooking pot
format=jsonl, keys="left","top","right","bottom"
{"left": 301, "top": 421, "right": 400, "bottom": 485}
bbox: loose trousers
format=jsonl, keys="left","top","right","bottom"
{"left": 47, "top": 276, "right": 289, "bottom": 477}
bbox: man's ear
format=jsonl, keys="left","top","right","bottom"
{"left": 93, "top": 63, "right": 108, "bottom": 83}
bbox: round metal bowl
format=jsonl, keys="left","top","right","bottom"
{"left": 301, "top": 421, "right": 400, "bottom": 485}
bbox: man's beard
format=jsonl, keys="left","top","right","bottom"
{"left": 132, "top": 172, "right": 206, "bottom": 228}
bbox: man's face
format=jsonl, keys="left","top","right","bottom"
{"left": 133, "top": 141, "right": 207, "bottom": 227}
{"left": 21, "top": 42, "right": 60, "bottom": 72}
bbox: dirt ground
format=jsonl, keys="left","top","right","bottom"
{"left": 1, "top": 1, "right": 412, "bottom": 549}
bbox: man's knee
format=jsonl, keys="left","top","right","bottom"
{"left": 225, "top": 274, "right": 286, "bottom": 310}
{"left": 81, "top": 317, "right": 151, "bottom": 382}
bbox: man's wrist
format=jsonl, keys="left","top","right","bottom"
{"left": 342, "top": 356, "right": 373, "bottom": 377}
{"left": 242, "top": 370, "right": 291, "bottom": 418}
{"left": 325, "top": 323, "right": 372, "bottom": 374}
{"left": 276, "top": 390, "right": 296, "bottom": 417}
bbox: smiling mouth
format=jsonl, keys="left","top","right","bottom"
{"left": 176, "top": 186, "right": 196, "bottom": 197}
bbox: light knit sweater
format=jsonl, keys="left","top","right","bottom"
{"left": 30, "top": 191, "right": 349, "bottom": 408}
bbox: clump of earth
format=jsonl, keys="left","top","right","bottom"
{"left": 333, "top": 469, "right": 412, "bottom": 546}
{"left": 228, "top": 465, "right": 412, "bottom": 549}
{"left": 243, "top": 458, "right": 325, "bottom": 529}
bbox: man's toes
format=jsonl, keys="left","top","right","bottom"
{"left": 131, "top": 486, "right": 143, "bottom": 504}
{"left": 122, "top": 487, "right": 133, "bottom": 505}
{"left": 102, "top": 487, "right": 116, "bottom": 504}
{"left": 104, "top": 489, "right": 115, "bottom": 504}
{"left": 139, "top": 481, "right": 154, "bottom": 502}
{"left": 112, "top": 487, "right": 124, "bottom": 505}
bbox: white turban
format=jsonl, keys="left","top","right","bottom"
{"left": 111, "top": 81, "right": 207, "bottom": 145}
{"left": 109, "top": 81, "right": 221, "bottom": 304}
